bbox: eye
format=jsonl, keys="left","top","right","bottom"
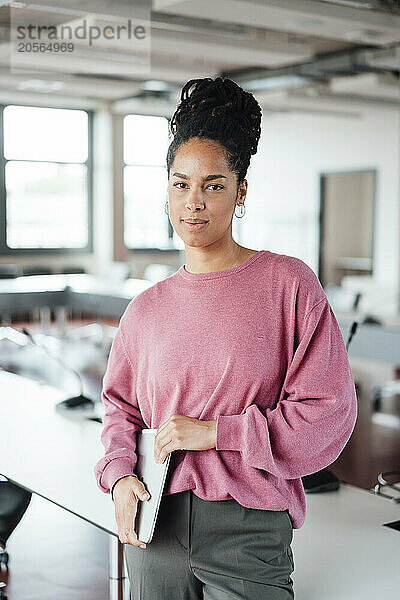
{"left": 207, "top": 184, "right": 224, "bottom": 191}
{"left": 173, "top": 182, "right": 188, "bottom": 189}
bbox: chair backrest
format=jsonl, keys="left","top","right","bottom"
{"left": 0, "top": 264, "right": 19, "bottom": 279}
{"left": 143, "top": 263, "right": 176, "bottom": 283}
{"left": 325, "top": 285, "right": 361, "bottom": 313}
{"left": 23, "top": 266, "right": 53, "bottom": 276}
{"left": 100, "top": 261, "right": 130, "bottom": 283}
{"left": 60, "top": 266, "right": 86, "bottom": 274}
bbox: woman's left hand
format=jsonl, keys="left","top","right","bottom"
{"left": 153, "top": 415, "right": 217, "bottom": 464}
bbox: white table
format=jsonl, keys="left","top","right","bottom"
{"left": 0, "top": 273, "right": 153, "bottom": 317}
{"left": 1, "top": 274, "right": 400, "bottom": 363}
{"left": 0, "top": 369, "right": 128, "bottom": 600}
{"left": 292, "top": 484, "right": 400, "bottom": 599}
{"left": 0, "top": 370, "right": 399, "bottom": 599}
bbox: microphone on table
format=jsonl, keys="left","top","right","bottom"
{"left": 21, "top": 328, "right": 96, "bottom": 417}
{"left": 345, "top": 319, "right": 359, "bottom": 352}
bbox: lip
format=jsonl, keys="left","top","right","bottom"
{"left": 182, "top": 219, "right": 209, "bottom": 231}
{"left": 182, "top": 219, "right": 208, "bottom": 224}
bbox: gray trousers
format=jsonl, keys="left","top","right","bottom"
{"left": 124, "top": 489, "right": 295, "bottom": 599}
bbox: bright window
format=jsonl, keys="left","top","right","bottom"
{"left": 2, "top": 105, "right": 90, "bottom": 251}
{"left": 123, "top": 114, "right": 182, "bottom": 250}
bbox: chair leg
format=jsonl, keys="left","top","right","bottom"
{"left": 0, "top": 549, "right": 8, "bottom": 568}
{"left": 372, "top": 388, "right": 382, "bottom": 412}
{"left": 0, "top": 581, "right": 8, "bottom": 600}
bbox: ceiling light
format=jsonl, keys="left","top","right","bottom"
{"left": 141, "top": 80, "right": 172, "bottom": 92}
{"left": 3, "top": 2, "right": 27, "bottom": 7}
{"left": 243, "top": 74, "right": 314, "bottom": 92}
{"left": 320, "top": 0, "right": 374, "bottom": 7}
{"left": 17, "top": 79, "right": 65, "bottom": 93}
{"left": 343, "top": 29, "right": 388, "bottom": 43}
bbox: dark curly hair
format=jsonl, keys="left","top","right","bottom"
{"left": 166, "top": 76, "right": 262, "bottom": 188}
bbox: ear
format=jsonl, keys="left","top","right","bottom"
{"left": 237, "top": 178, "right": 248, "bottom": 201}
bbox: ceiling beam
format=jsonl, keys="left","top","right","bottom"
{"left": 153, "top": 0, "right": 400, "bottom": 45}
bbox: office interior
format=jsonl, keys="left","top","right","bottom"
{"left": 0, "top": 1, "right": 399, "bottom": 599}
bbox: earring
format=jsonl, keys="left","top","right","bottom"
{"left": 234, "top": 203, "right": 246, "bottom": 218}
{"left": 164, "top": 200, "right": 169, "bottom": 215}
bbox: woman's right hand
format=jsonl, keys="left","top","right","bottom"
{"left": 112, "top": 475, "right": 151, "bottom": 548}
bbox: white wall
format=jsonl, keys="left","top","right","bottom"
{"left": 240, "top": 106, "right": 400, "bottom": 300}
{"left": 2, "top": 101, "right": 399, "bottom": 295}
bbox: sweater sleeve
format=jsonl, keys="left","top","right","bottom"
{"left": 93, "top": 318, "right": 145, "bottom": 496}
{"left": 215, "top": 296, "right": 358, "bottom": 479}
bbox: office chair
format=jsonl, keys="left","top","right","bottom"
{"left": 64, "top": 261, "right": 130, "bottom": 344}
{"left": 324, "top": 285, "right": 361, "bottom": 313}
{"left": 0, "top": 265, "right": 20, "bottom": 329}
{"left": 0, "top": 477, "right": 32, "bottom": 600}
{"left": 100, "top": 261, "right": 130, "bottom": 282}
{"left": 22, "top": 265, "right": 54, "bottom": 277}
{"left": 0, "top": 476, "right": 32, "bottom": 568}
{"left": 372, "top": 379, "right": 400, "bottom": 414}
{"left": 0, "top": 581, "right": 6, "bottom": 599}
{"left": 53, "top": 267, "right": 87, "bottom": 335}
{"left": 0, "top": 265, "right": 19, "bottom": 280}
{"left": 374, "top": 470, "right": 400, "bottom": 502}
{"left": 60, "top": 266, "right": 86, "bottom": 274}
{"left": 20, "top": 266, "right": 54, "bottom": 332}
{"left": 143, "top": 263, "right": 176, "bottom": 282}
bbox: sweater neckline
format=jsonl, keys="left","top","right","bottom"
{"left": 178, "top": 250, "right": 266, "bottom": 282}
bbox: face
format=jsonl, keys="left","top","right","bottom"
{"left": 167, "top": 137, "right": 247, "bottom": 249}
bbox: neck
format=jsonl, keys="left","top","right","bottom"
{"left": 184, "top": 239, "right": 250, "bottom": 274}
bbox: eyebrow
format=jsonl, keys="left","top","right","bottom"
{"left": 172, "top": 172, "right": 227, "bottom": 181}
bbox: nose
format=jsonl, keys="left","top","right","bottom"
{"left": 186, "top": 203, "right": 204, "bottom": 212}
{"left": 185, "top": 193, "right": 205, "bottom": 212}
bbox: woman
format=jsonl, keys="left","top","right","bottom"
{"left": 94, "top": 77, "right": 358, "bottom": 599}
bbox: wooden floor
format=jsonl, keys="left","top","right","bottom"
{"left": 1, "top": 321, "right": 399, "bottom": 599}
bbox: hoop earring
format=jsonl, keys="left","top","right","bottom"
{"left": 164, "top": 200, "right": 169, "bottom": 216}
{"left": 234, "top": 203, "right": 246, "bottom": 218}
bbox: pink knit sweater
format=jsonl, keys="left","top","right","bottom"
{"left": 94, "top": 250, "right": 358, "bottom": 529}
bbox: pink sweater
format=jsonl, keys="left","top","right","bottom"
{"left": 94, "top": 250, "right": 358, "bottom": 529}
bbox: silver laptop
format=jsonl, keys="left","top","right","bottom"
{"left": 134, "top": 428, "right": 171, "bottom": 544}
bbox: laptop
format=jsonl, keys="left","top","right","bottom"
{"left": 134, "top": 428, "right": 171, "bottom": 544}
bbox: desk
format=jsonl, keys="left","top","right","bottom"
{"left": 1, "top": 274, "right": 400, "bottom": 363}
{"left": 292, "top": 485, "right": 400, "bottom": 599}
{"left": 1, "top": 370, "right": 399, "bottom": 599}
{"left": 337, "top": 310, "right": 400, "bottom": 365}
{"left": 0, "top": 273, "right": 153, "bottom": 317}
{"left": 0, "top": 369, "right": 127, "bottom": 600}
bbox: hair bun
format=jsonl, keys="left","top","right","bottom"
{"left": 170, "top": 76, "right": 262, "bottom": 155}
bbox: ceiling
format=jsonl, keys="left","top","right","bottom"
{"left": 0, "top": 0, "right": 398, "bottom": 115}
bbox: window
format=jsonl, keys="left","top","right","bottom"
{"left": 0, "top": 104, "right": 92, "bottom": 253}
{"left": 123, "top": 114, "right": 183, "bottom": 250}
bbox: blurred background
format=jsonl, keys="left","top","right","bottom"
{"left": 0, "top": 1, "right": 399, "bottom": 598}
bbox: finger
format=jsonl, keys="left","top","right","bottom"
{"left": 132, "top": 480, "right": 151, "bottom": 502}
{"left": 155, "top": 417, "right": 171, "bottom": 437}
{"left": 157, "top": 439, "right": 176, "bottom": 464}
{"left": 154, "top": 420, "right": 172, "bottom": 448}
{"left": 119, "top": 529, "right": 147, "bottom": 548}
{"left": 155, "top": 414, "right": 178, "bottom": 438}
{"left": 116, "top": 504, "right": 146, "bottom": 548}
{"left": 117, "top": 521, "right": 142, "bottom": 545}
{"left": 154, "top": 423, "right": 171, "bottom": 459}
{"left": 123, "top": 530, "right": 147, "bottom": 548}
{"left": 114, "top": 491, "right": 138, "bottom": 535}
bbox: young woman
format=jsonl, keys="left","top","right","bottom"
{"left": 94, "top": 77, "right": 358, "bottom": 599}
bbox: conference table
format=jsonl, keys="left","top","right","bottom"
{"left": 0, "top": 370, "right": 399, "bottom": 599}
{"left": 0, "top": 273, "right": 153, "bottom": 318}
{"left": 0, "top": 273, "right": 400, "bottom": 364}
